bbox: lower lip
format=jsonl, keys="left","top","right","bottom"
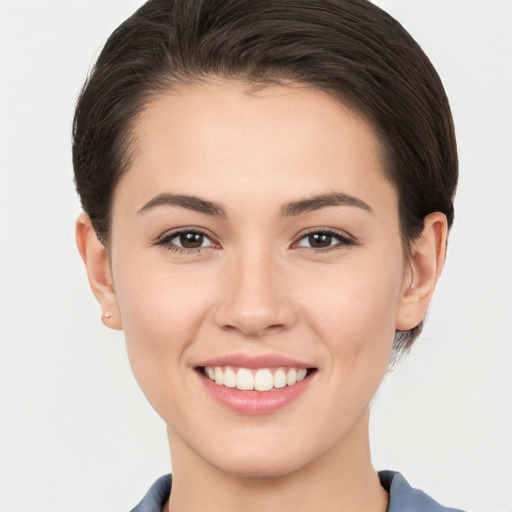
{"left": 197, "top": 370, "right": 315, "bottom": 415}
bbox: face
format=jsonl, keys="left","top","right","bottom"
{"left": 107, "top": 80, "right": 411, "bottom": 477}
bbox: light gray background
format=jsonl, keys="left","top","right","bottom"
{"left": 1, "top": 1, "right": 511, "bottom": 511}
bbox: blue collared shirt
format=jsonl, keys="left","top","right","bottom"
{"left": 130, "top": 471, "right": 465, "bottom": 512}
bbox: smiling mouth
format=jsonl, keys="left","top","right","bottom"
{"left": 199, "top": 366, "right": 317, "bottom": 392}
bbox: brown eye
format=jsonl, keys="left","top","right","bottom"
{"left": 308, "top": 233, "right": 333, "bottom": 248}
{"left": 156, "top": 229, "right": 217, "bottom": 252}
{"left": 295, "top": 230, "right": 355, "bottom": 251}
{"left": 179, "top": 232, "right": 205, "bottom": 248}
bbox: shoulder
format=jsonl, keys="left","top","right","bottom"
{"left": 129, "top": 474, "right": 171, "bottom": 512}
{"left": 379, "top": 471, "right": 465, "bottom": 512}
{"left": 130, "top": 472, "right": 465, "bottom": 512}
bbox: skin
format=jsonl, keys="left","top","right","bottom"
{"left": 77, "top": 80, "right": 447, "bottom": 512}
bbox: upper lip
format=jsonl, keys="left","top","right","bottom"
{"left": 195, "top": 353, "right": 316, "bottom": 369}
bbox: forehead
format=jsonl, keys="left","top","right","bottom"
{"left": 117, "top": 79, "right": 396, "bottom": 216}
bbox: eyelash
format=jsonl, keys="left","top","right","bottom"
{"left": 292, "top": 228, "right": 356, "bottom": 252}
{"left": 153, "top": 228, "right": 356, "bottom": 254}
{"left": 153, "top": 228, "right": 218, "bottom": 254}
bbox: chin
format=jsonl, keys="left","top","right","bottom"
{"left": 195, "top": 431, "right": 323, "bottom": 480}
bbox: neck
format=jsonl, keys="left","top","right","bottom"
{"left": 164, "top": 409, "right": 388, "bottom": 512}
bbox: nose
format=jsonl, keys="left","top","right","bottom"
{"left": 213, "top": 251, "right": 297, "bottom": 337}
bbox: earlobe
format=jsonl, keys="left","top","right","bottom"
{"left": 396, "top": 212, "right": 448, "bottom": 331}
{"left": 76, "top": 212, "right": 123, "bottom": 330}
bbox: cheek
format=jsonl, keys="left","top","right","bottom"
{"left": 111, "top": 256, "right": 216, "bottom": 402}
{"left": 294, "top": 251, "right": 404, "bottom": 365}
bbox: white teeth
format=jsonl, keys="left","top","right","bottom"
{"left": 254, "top": 369, "right": 273, "bottom": 391}
{"left": 237, "top": 368, "right": 254, "bottom": 390}
{"left": 273, "top": 369, "right": 287, "bottom": 389}
{"left": 223, "top": 366, "right": 237, "bottom": 388}
{"left": 203, "top": 366, "right": 310, "bottom": 392}
{"left": 286, "top": 368, "right": 297, "bottom": 386}
{"left": 214, "top": 367, "right": 224, "bottom": 385}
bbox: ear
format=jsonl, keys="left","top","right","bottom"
{"left": 396, "top": 212, "right": 448, "bottom": 331}
{"left": 76, "top": 212, "right": 123, "bottom": 330}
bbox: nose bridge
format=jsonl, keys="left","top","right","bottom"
{"left": 214, "top": 242, "right": 295, "bottom": 336}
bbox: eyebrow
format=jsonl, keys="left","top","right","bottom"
{"left": 137, "top": 193, "right": 226, "bottom": 217}
{"left": 137, "top": 191, "right": 372, "bottom": 218}
{"left": 281, "top": 192, "right": 373, "bottom": 217}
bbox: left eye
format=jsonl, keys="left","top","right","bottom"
{"left": 295, "top": 231, "right": 354, "bottom": 250}
{"left": 158, "top": 230, "right": 216, "bottom": 250}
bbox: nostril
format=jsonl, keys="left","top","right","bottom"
{"left": 212, "top": 293, "right": 298, "bottom": 337}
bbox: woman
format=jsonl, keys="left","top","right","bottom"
{"left": 73, "top": 0, "right": 461, "bottom": 510}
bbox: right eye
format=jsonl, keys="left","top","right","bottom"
{"left": 154, "top": 229, "right": 218, "bottom": 253}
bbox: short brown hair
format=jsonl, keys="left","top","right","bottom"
{"left": 73, "top": 0, "right": 458, "bottom": 355}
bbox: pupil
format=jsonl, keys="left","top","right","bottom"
{"left": 180, "top": 232, "right": 203, "bottom": 248}
{"left": 309, "top": 233, "right": 332, "bottom": 248}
